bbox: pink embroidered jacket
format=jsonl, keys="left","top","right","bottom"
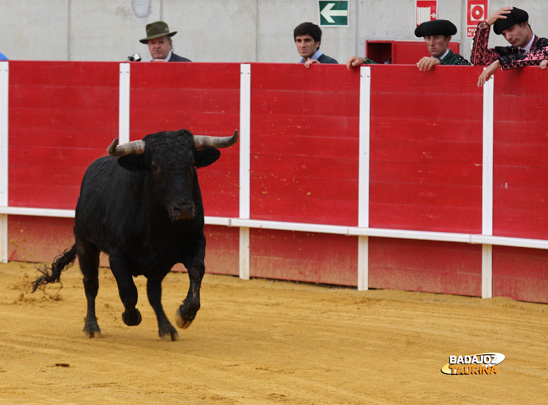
{"left": 471, "top": 22, "right": 548, "bottom": 70}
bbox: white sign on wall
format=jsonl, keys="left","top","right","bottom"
{"left": 416, "top": 0, "right": 438, "bottom": 26}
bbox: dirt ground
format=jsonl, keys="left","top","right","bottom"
{"left": 0, "top": 261, "right": 547, "bottom": 404}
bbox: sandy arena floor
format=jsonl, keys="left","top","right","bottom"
{"left": 0, "top": 260, "right": 547, "bottom": 404}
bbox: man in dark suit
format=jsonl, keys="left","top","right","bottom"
{"left": 294, "top": 22, "right": 338, "bottom": 68}
{"left": 140, "top": 21, "right": 191, "bottom": 62}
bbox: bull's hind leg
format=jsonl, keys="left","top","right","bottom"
{"left": 147, "top": 277, "right": 178, "bottom": 341}
{"left": 109, "top": 250, "right": 142, "bottom": 327}
{"left": 77, "top": 243, "right": 102, "bottom": 338}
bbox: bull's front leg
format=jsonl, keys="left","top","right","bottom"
{"left": 146, "top": 277, "right": 179, "bottom": 341}
{"left": 176, "top": 239, "right": 205, "bottom": 329}
{"left": 176, "top": 263, "right": 204, "bottom": 329}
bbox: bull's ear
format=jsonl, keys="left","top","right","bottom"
{"left": 195, "top": 148, "right": 220, "bottom": 168}
{"left": 117, "top": 154, "right": 146, "bottom": 171}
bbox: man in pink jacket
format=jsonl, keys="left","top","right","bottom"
{"left": 471, "top": 6, "right": 548, "bottom": 86}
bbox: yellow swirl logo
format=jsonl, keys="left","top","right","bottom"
{"left": 441, "top": 353, "right": 505, "bottom": 375}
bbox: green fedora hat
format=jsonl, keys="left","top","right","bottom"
{"left": 140, "top": 21, "right": 177, "bottom": 43}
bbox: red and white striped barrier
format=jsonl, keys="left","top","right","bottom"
{"left": 0, "top": 61, "right": 547, "bottom": 303}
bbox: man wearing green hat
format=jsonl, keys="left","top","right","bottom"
{"left": 140, "top": 21, "right": 191, "bottom": 62}
{"left": 414, "top": 19, "right": 471, "bottom": 71}
{"left": 472, "top": 6, "right": 548, "bottom": 87}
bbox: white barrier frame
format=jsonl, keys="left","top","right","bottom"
{"left": 0, "top": 62, "right": 8, "bottom": 262}
{"left": 481, "top": 75, "right": 495, "bottom": 298}
{"left": 0, "top": 64, "right": 546, "bottom": 297}
{"left": 239, "top": 64, "right": 251, "bottom": 280}
{"left": 119, "top": 63, "right": 131, "bottom": 144}
{"left": 357, "top": 66, "right": 371, "bottom": 291}
{"left": 2, "top": 207, "right": 547, "bottom": 249}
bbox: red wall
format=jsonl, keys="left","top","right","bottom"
{"left": 493, "top": 246, "right": 548, "bottom": 303}
{"left": 8, "top": 216, "right": 75, "bottom": 263}
{"left": 249, "top": 64, "right": 360, "bottom": 226}
{"left": 493, "top": 70, "right": 548, "bottom": 240}
{"left": 4, "top": 62, "right": 548, "bottom": 304}
{"left": 8, "top": 62, "right": 119, "bottom": 209}
{"left": 369, "top": 66, "right": 483, "bottom": 233}
{"left": 250, "top": 229, "right": 358, "bottom": 286}
{"left": 129, "top": 63, "right": 241, "bottom": 218}
{"left": 7, "top": 216, "right": 239, "bottom": 277}
{"left": 369, "top": 238, "right": 482, "bottom": 296}
{"left": 366, "top": 40, "right": 461, "bottom": 64}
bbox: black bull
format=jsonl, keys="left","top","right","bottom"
{"left": 32, "top": 129, "right": 238, "bottom": 340}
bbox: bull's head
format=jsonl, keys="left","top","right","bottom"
{"left": 107, "top": 129, "right": 238, "bottom": 221}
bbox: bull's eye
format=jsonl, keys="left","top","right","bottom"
{"left": 151, "top": 163, "right": 161, "bottom": 174}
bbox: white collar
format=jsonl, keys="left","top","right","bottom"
{"left": 520, "top": 35, "right": 535, "bottom": 53}
{"left": 439, "top": 49, "right": 451, "bottom": 60}
{"left": 299, "top": 49, "right": 323, "bottom": 63}
{"left": 163, "top": 50, "right": 173, "bottom": 62}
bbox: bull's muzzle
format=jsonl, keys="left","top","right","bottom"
{"left": 170, "top": 203, "right": 196, "bottom": 221}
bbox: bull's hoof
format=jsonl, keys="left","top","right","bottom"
{"left": 175, "top": 306, "right": 196, "bottom": 329}
{"left": 83, "top": 322, "right": 102, "bottom": 338}
{"left": 176, "top": 317, "right": 193, "bottom": 329}
{"left": 122, "top": 309, "right": 142, "bottom": 326}
{"left": 159, "top": 324, "right": 179, "bottom": 341}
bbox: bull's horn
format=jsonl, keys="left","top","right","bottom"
{"left": 107, "top": 138, "right": 146, "bottom": 157}
{"left": 193, "top": 130, "right": 239, "bottom": 149}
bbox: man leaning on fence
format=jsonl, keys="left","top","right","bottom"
{"left": 471, "top": 6, "right": 548, "bottom": 87}
{"left": 294, "top": 22, "right": 338, "bottom": 69}
{"left": 414, "top": 19, "right": 471, "bottom": 71}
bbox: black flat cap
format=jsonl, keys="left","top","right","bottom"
{"left": 493, "top": 7, "right": 529, "bottom": 35}
{"left": 415, "top": 19, "right": 457, "bottom": 37}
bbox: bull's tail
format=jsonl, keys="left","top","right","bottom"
{"left": 31, "top": 245, "right": 78, "bottom": 293}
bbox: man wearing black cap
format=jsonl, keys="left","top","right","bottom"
{"left": 140, "top": 21, "right": 191, "bottom": 62}
{"left": 471, "top": 7, "right": 548, "bottom": 87}
{"left": 414, "top": 19, "right": 471, "bottom": 71}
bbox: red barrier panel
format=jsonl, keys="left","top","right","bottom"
{"left": 8, "top": 216, "right": 76, "bottom": 263}
{"left": 7, "top": 217, "right": 240, "bottom": 276}
{"left": 249, "top": 63, "right": 360, "bottom": 226}
{"left": 129, "top": 63, "right": 241, "bottom": 218}
{"left": 369, "top": 65, "right": 484, "bottom": 233}
{"left": 250, "top": 228, "right": 358, "bottom": 286}
{"left": 369, "top": 238, "right": 482, "bottom": 296}
{"left": 8, "top": 61, "right": 119, "bottom": 209}
{"left": 493, "top": 246, "right": 548, "bottom": 303}
{"left": 203, "top": 225, "right": 239, "bottom": 276}
{"left": 493, "top": 69, "right": 548, "bottom": 240}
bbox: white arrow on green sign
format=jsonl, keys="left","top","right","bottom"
{"left": 319, "top": 1, "right": 349, "bottom": 26}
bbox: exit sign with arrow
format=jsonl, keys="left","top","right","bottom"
{"left": 319, "top": 1, "right": 349, "bottom": 27}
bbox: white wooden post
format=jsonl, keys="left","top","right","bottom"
{"left": 481, "top": 73, "right": 494, "bottom": 298}
{"left": 239, "top": 64, "right": 251, "bottom": 280}
{"left": 119, "top": 63, "right": 130, "bottom": 144}
{"left": 0, "top": 62, "right": 9, "bottom": 263}
{"left": 357, "top": 66, "right": 371, "bottom": 291}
